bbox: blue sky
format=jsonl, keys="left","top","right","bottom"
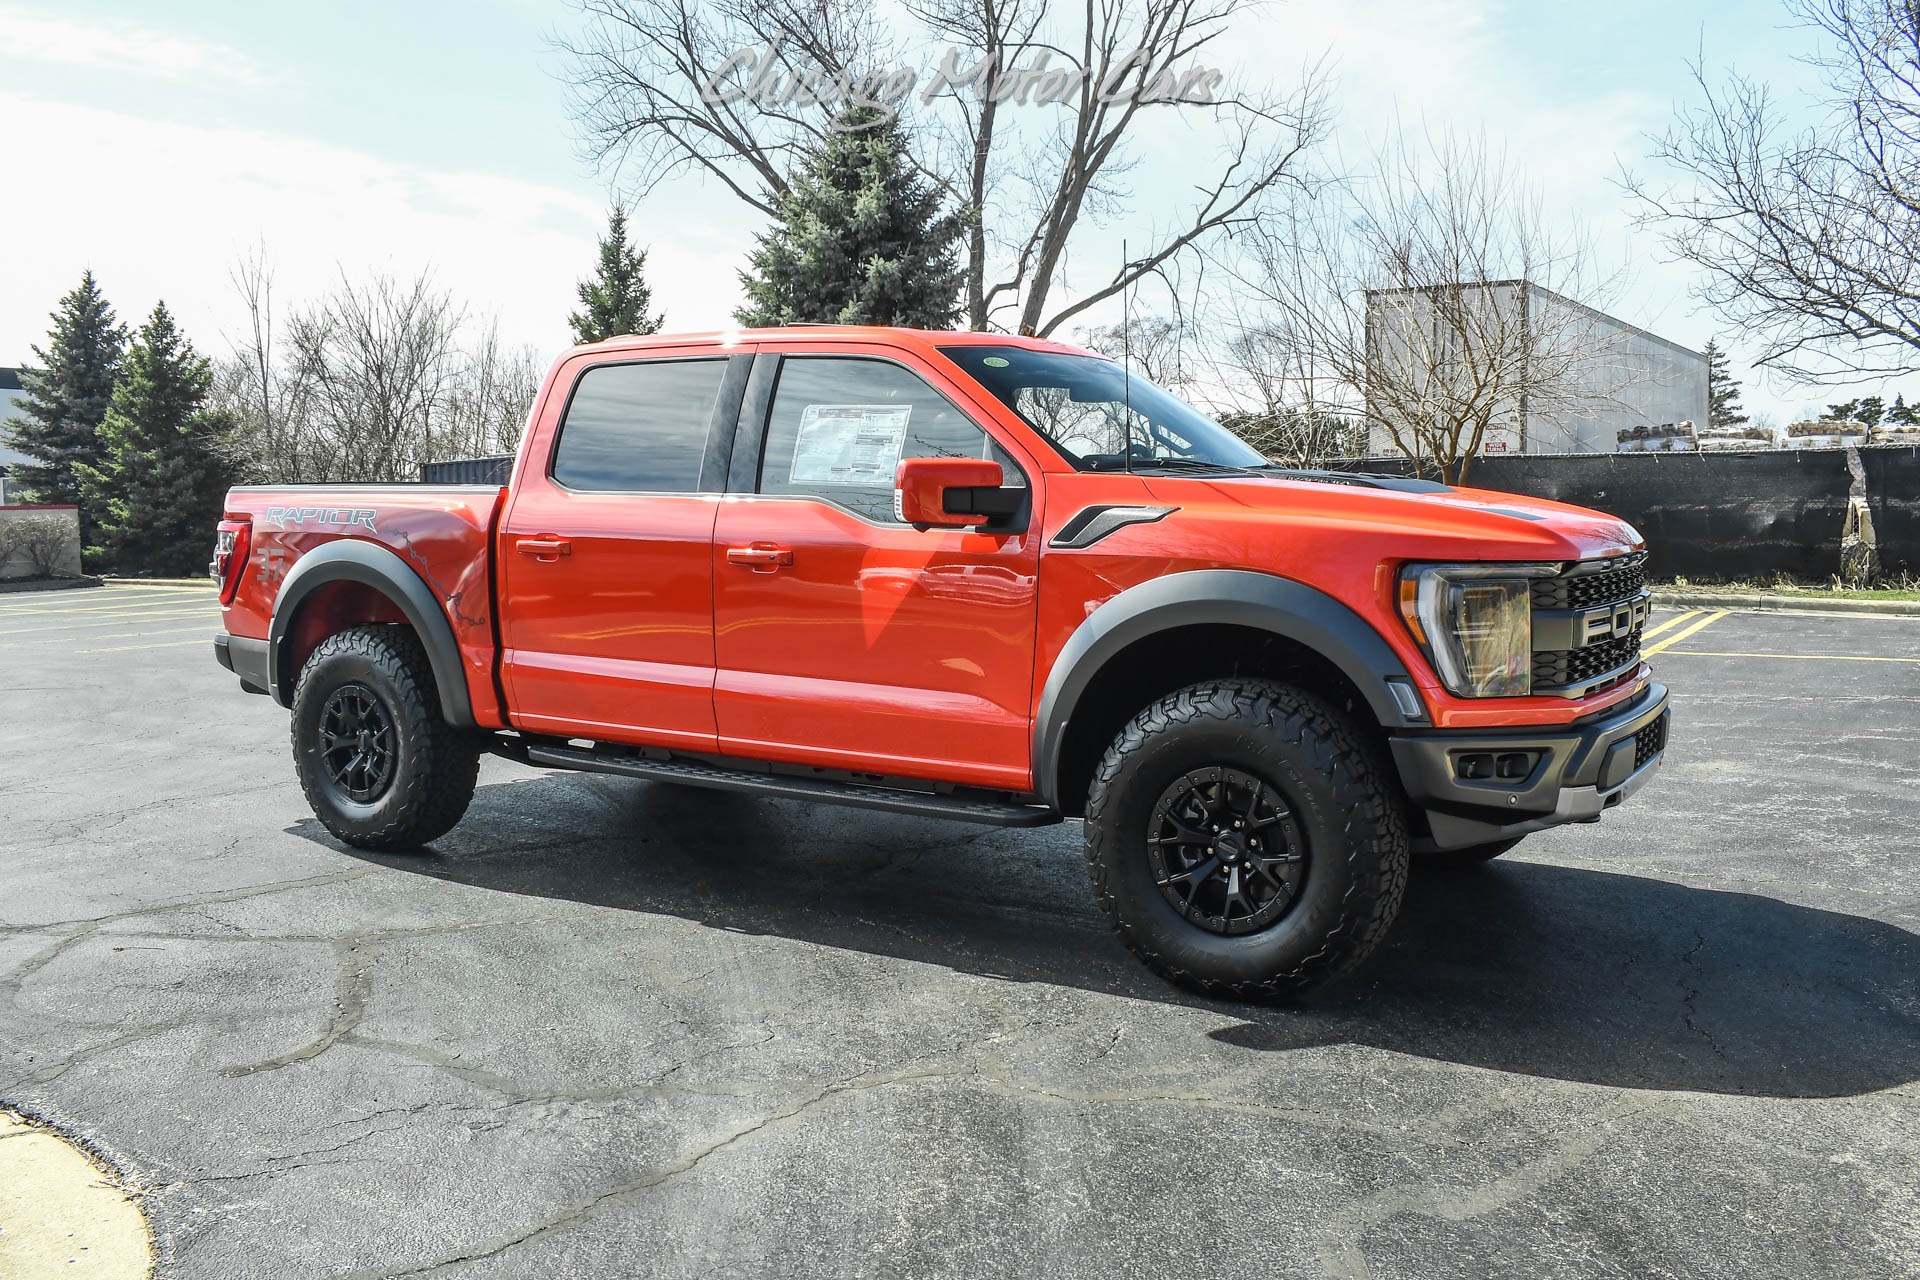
{"left": 0, "top": 0, "right": 1874, "bottom": 426}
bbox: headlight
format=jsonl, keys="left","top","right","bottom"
{"left": 1398, "top": 563, "right": 1555, "bottom": 698}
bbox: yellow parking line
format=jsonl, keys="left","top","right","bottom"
{"left": 1639, "top": 610, "right": 1700, "bottom": 641}
{"left": 0, "top": 602, "right": 218, "bottom": 621}
{"left": 80, "top": 635, "right": 214, "bottom": 654}
{"left": 1660, "top": 649, "right": 1920, "bottom": 665}
{"left": 16, "top": 625, "right": 216, "bottom": 650}
{"left": 0, "top": 610, "right": 217, "bottom": 636}
{"left": 1644, "top": 610, "right": 1727, "bottom": 656}
{"left": 0, "top": 590, "right": 212, "bottom": 608}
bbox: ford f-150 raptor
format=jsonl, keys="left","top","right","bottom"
{"left": 211, "top": 326, "right": 1670, "bottom": 998}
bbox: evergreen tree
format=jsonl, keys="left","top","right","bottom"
{"left": 735, "top": 108, "right": 966, "bottom": 329}
{"left": 569, "top": 206, "right": 663, "bottom": 343}
{"left": 1890, "top": 394, "right": 1919, "bottom": 427}
{"left": 1704, "top": 338, "right": 1748, "bottom": 430}
{"left": 2, "top": 271, "right": 127, "bottom": 551}
{"left": 76, "top": 302, "right": 240, "bottom": 576}
{"left": 1823, "top": 395, "right": 1884, "bottom": 426}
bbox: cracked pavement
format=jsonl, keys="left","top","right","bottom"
{"left": 2, "top": 588, "right": 1918, "bottom": 1278}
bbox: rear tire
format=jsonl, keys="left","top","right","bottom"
{"left": 1084, "top": 679, "right": 1410, "bottom": 1000}
{"left": 291, "top": 625, "right": 480, "bottom": 851}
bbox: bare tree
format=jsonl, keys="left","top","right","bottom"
{"left": 448, "top": 319, "right": 546, "bottom": 457}
{"left": 1225, "top": 131, "right": 1632, "bottom": 483}
{"left": 560, "top": 0, "right": 1329, "bottom": 335}
{"left": 1626, "top": 1, "right": 1920, "bottom": 382}
{"left": 1082, "top": 314, "right": 1195, "bottom": 390}
{"left": 216, "top": 256, "right": 545, "bottom": 483}
{"left": 1201, "top": 329, "right": 1363, "bottom": 465}
{"left": 281, "top": 271, "right": 466, "bottom": 483}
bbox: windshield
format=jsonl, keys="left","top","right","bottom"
{"left": 940, "top": 345, "right": 1267, "bottom": 472}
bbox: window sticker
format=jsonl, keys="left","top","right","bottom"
{"left": 788, "top": 404, "right": 912, "bottom": 486}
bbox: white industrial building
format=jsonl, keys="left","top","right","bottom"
{"left": 1363, "top": 282, "right": 1708, "bottom": 456}
{"left": 0, "top": 368, "right": 30, "bottom": 505}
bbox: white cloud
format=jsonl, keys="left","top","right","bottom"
{"left": 0, "top": 5, "right": 267, "bottom": 87}
{"left": 0, "top": 92, "right": 755, "bottom": 369}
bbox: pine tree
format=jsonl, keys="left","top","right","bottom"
{"left": 75, "top": 302, "right": 240, "bottom": 576}
{"left": 1704, "top": 339, "right": 1748, "bottom": 430}
{"left": 1823, "top": 396, "right": 1884, "bottom": 426}
{"left": 1890, "top": 394, "right": 1919, "bottom": 427}
{"left": 735, "top": 108, "right": 966, "bottom": 329}
{"left": 3, "top": 271, "right": 127, "bottom": 551}
{"left": 569, "top": 206, "right": 663, "bottom": 343}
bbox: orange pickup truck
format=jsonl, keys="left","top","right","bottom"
{"left": 211, "top": 326, "right": 1669, "bottom": 998}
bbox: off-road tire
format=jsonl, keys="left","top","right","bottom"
{"left": 291, "top": 625, "right": 480, "bottom": 851}
{"left": 1420, "top": 836, "right": 1525, "bottom": 868}
{"left": 1084, "top": 679, "right": 1410, "bottom": 1000}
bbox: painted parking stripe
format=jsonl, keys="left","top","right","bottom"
{"left": 1643, "top": 611, "right": 1728, "bottom": 656}
{"left": 81, "top": 636, "right": 217, "bottom": 654}
{"left": 0, "top": 598, "right": 217, "bottom": 618}
{"left": 3, "top": 617, "right": 217, "bottom": 640}
{"left": 1638, "top": 610, "right": 1700, "bottom": 641}
{"left": 0, "top": 592, "right": 214, "bottom": 611}
{"left": 0, "top": 610, "right": 218, "bottom": 637}
{"left": 0, "top": 585, "right": 210, "bottom": 606}
{"left": 9, "top": 625, "right": 217, "bottom": 650}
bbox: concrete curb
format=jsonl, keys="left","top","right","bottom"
{"left": 1652, "top": 590, "right": 1920, "bottom": 617}
{"left": 0, "top": 1110, "right": 151, "bottom": 1279}
{"left": 0, "top": 575, "right": 103, "bottom": 595}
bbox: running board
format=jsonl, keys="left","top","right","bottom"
{"left": 523, "top": 744, "right": 1060, "bottom": 828}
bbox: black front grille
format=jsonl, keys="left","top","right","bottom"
{"left": 1533, "top": 628, "right": 1643, "bottom": 690}
{"left": 1633, "top": 712, "right": 1669, "bottom": 768}
{"left": 1530, "top": 553, "right": 1649, "bottom": 694}
{"left": 1531, "top": 553, "right": 1648, "bottom": 611}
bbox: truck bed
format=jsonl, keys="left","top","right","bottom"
{"left": 220, "top": 484, "right": 508, "bottom": 726}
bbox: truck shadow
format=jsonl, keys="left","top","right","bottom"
{"left": 305, "top": 774, "right": 1920, "bottom": 1100}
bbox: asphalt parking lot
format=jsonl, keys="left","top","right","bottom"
{"left": 2, "top": 583, "right": 1917, "bottom": 1279}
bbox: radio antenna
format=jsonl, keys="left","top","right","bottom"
{"left": 1121, "top": 239, "right": 1134, "bottom": 474}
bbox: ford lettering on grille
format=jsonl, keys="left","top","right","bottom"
{"left": 1530, "top": 555, "right": 1651, "bottom": 696}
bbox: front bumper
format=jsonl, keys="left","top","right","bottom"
{"left": 1389, "top": 682, "right": 1670, "bottom": 851}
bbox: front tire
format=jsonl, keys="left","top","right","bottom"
{"left": 1084, "top": 679, "right": 1410, "bottom": 1000}
{"left": 291, "top": 626, "right": 480, "bottom": 851}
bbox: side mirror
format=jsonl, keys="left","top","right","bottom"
{"left": 894, "top": 457, "right": 1014, "bottom": 529}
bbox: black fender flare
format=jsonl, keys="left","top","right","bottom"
{"left": 1032, "top": 569, "right": 1427, "bottom": 810}
{"left": 267, "top": 538, "right": 476, "bottom": 726}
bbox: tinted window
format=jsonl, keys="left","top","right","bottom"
{"left": 759, "top": 357, "right": 1024, "bottom": 523}
{"left": 551, "top": 359, "right": 727, "bottom": 492}
{"left": 941, "top": 344, "right": 1265, "bottom": 471}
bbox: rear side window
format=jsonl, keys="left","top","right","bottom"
{"left": 758, "top": 357, "right": 1024, "bottom": 522}
{"left": 551, "top": 359, "right": 728, "bottom": 492}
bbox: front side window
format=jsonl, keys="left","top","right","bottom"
{"left": 940, "top": 344, "right": 1267, "bottom": 472}
{"left": 551, "top": 359, "right": 728, "bottom": 492}
{"left": 758, "top": 357, "right": 1025, "bottom": 523}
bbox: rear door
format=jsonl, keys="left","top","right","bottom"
{"left": 710, "top": 346, "right": 1044, "bottom": 791}
{"left": 498, "top": 347, "right": 751, "bottom": 751}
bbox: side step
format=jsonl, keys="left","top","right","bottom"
{"left": 523, "top": 744, "right": 1061, "bottom": 828}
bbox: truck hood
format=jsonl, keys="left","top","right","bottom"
{"left": 1148, "top": 470, "right": 1644, "bottom": 563}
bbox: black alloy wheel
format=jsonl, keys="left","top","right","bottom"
{"left": 1147, "top": 766, "right": 1307, "bottom": 935}
{"left": 291, "top": 625, "right": 481, "bottom": 850}
{"left": 318, "top": 683, "right": 397, "bottom": 803}
{"left": 1082, "top": 678, "right": 1410, "bottom": 999}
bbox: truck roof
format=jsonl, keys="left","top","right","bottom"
{"left": 570, "top": 326, "right": 1100, "bottom": 359}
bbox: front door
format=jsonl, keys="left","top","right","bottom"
{"left": 712, "top": 351, "right": 1042, "bottom": 791}
{"left": 499, "top": 350, "right": 747, "bottom": 752}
